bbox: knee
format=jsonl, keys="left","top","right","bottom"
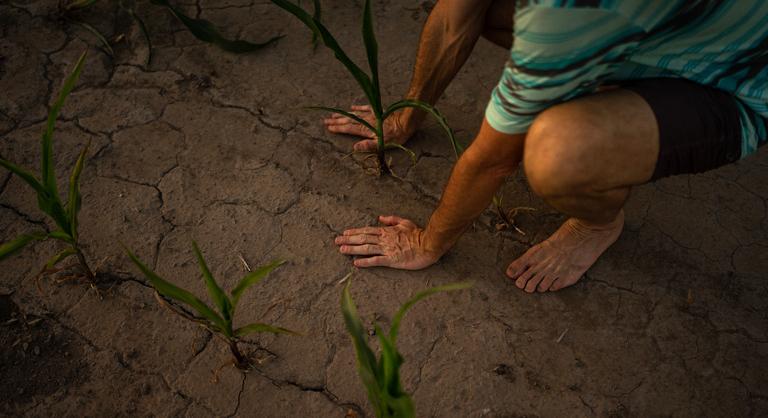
{"left": 523, "top": 105, "right": 608, "bottom": 199}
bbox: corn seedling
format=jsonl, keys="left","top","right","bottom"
{"left": 62, "top": 0, "right": 282, "bottom": 66}
{"left": 341, "top": 281, "right": 471, "bottom": 417}
{"left": 0, "top": 52, "right": 96, "bottom": 283}
{"left": 125, "top": 242, "right": 298, "bottom": 370}
{"left": 271, "top": 0, "right": 462, "bottom": 176}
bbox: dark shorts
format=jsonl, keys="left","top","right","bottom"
{"left": 620, "top": 78, "right": 749, "bottom": 181}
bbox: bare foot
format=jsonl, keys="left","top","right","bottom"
{"left": 506, "top": 211, "right": 625, "bottom": 293}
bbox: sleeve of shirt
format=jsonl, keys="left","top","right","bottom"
{"left": 485, "top": 5, "right": 646, "bottom": 135}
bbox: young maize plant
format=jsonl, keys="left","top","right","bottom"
{"left": 125, "top": 242, "right": 298, "bottom": 370}
{"left": 341, "top": 281, "right": 471, "bottom": 417}
{"left": 63, "top": 0, "right": 282, "bottom": 66}
{"left": 0, "top": 52, "right": 96, "bottom": 283}
{"left": 271, "top": 0, "right": 463, "bottom": 175}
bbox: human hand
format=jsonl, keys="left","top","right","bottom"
{"left": 323, "top": 105, "right": 416, "bottom": 152}
{"left": 334, "top": 215, "right": 441, "bottom": 270}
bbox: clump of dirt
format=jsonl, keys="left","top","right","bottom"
{"left": 0, "top": 294, "right": 88, "bottom": 413}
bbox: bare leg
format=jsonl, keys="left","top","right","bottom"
{"left": 507, "top": 89, "right": 659, "bottom": 292}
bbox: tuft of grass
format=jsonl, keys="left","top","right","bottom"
{"left": 0, "top": 51, "right": 95, "bottom": 283}
{"left": 341, "top": 280, "right": 471, "bottom": 417}
{"left": 271, "top": 0, "right": 462, "bottom": 176}
{"left": 124, "top": 242, "right": 298, "bottom": 370}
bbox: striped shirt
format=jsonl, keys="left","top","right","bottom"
{"left": 485, "top": 0, "right": 768, "bottom": 157}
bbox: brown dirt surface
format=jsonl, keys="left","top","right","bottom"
{"left": 1, "top": 0, "right": 768, "bottom": 417}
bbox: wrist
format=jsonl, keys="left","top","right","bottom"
{"left": 419, "top": 224, "right": 452, "bottom": 261}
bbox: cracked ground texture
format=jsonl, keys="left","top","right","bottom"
{"left": 1, "top": 1, "right": 767, "bottom": 417}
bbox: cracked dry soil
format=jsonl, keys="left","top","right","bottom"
{"left": 1, "top": 1, "right": 768, "bottom": 417}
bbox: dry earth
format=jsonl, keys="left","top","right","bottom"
{"left": 1, "top": 1, "right": 767, "bottom": 417}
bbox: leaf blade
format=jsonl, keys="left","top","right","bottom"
{"left": 124, "top": 246, "right": 226, "bottom": 331}
{"left": 66, "top": 140, "right": 89, "bottom": 241}
{"left": 230, "top": 259, "right": 285, "bottom": 307}
{"left": 389, "top": 282, "right": 471, "bottom": 342}
{"left": 384, "top": 99, "right": 464, "bottom": 158}
{"left": 270, "top": 0, "right": 375, "bottom": 105}
{"left": 0, "top": 233, "right": 47, "bottom": 262}
{"left": 151, "top": 0, "right": 282, "bottom": 53}
{"left": 234, "top": 322, "right": 300, "bottom": 337}
{"left": 191, "top": 241, "right": 232, "bottom": 322}
{"left": 45, "top": 247, "right": 77, "bottom": 269}
{"left": 361, "top": 0, "right": 381, "bottom": 116}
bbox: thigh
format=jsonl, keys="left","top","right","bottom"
{"left": 620, "top": 78, "right": 744, "bottom": 181}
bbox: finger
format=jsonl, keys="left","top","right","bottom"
{"left": 326, "top": 123, "right": 372, "bottom": 137}
{"left": 350, "top": 104, "right": 372, "bottom": 112}
{"left": 379, "top": 215, "right": 408, "bottom": 226}
{"left": 339, "top": 244, "right": 383, "bottom": 256}
{"left": 537, "top": 274, "right": 558, "bottom": 292}
{"left": 353, "top": 139, "right": 379, "bottom": 152}
{"left": 354, "top": 256, "right": 391, "bottom": 268}
{"left": 324, "top": 116, "right": 355, "bottom": 125}
{"left": 335, "top": 234, "right": 380, "bottom": 245}
{"left": 343, "top": 226, "right": 382, "bottom": 236}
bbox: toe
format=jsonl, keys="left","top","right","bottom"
{"left": 507, "top": 248, "right": 538, "bottom": 279}
{"left": 537, "top": 275, "right": 557, "bottom": 292}
{"left": 550, "top": 273, "right": 582, "bottom": 291}
{"left": 515, "top": 267, "right": 535, "bottom": 289}
{"left": 524, "top": 271, "right": 545, "bottom": 293}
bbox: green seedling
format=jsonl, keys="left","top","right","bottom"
{"left": 62, "top": 0, "right": 282, "bottom": 66}
{"left": 0, "top": 51, "right": 96, "bottom": 283}
{"left": 271, "top": 0, "right": 463, "bottom": 176}
{"left": 125, "top": 242, "right": 298, "bottom": 370}
{"left": 341, "top": 281, "right": 471, "bottom": 417}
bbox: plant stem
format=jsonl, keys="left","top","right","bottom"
{"left": 74, "top": 246, "right": 96, "bottom": 281}
{"left": 229, "top": 339, "right": 249, "bottom": 369}
{"left": 375, "top": 117, "right": 391, "bottom": 175}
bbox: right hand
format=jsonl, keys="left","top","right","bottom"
{"left": 323, "top": 105, "right": 415, "bottom": 152}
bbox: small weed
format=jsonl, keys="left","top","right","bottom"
{"left": 271, "top": 0, "right": 462, "bottom": 176}
{"left": 125, "top": 242, "right": 298, "bottom": 370}
{"left": 0, "top": 52, "right": 96, "bottom": 284}
{"left": 341, "top": 280, "right": 470, "bottom": 417}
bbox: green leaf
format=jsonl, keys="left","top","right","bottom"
{"left": 45, "top": 247, "right": 77, "bottom": 269}
{"left": 384, "top": 99, "right": 464, "bottom": 159}
{"left": 234, "top": 322, "right": 300, "bottom": 337}
{"left": 340, "top": 282, "right": 383, "bottom": 412}
{"left": 376, "top": 330, "right": 414, "bottom": 416}
{"left": 66, "top": 141, "right": 89, "bottom": 241}
{"left": 0, "top": 158, "right": 46, "bottom": 197}
{"left": 0, "top": 233, "right": 46, "bottom": 262}
{"left": 150, "top": 0, "right": 282, "bottom": 53}
{"left": 270, "top": 0, "right": 376, "bottom": 106}
{"left": 41, "top": 50, "right": 87, "bottom": 215}
{"left": 48, "top": 230, "right": 75, "bottom": 243}
{"left": 72, "top": 22, "right": 114, "bottom": 57}
{"left": 65, "top": 0, "right": 99, "bottom": 10}
{"left": 123, "top": 246, "right": 227, "bottom": 332}
{"left": 191, "top": 241, "right": 232, "bottom": 322}
{"left": 311, "top": 0, "right": 321, "bottom": 49}
{"left": 389, "top": 282, "right": 471, "bottom": 342}
{"left": 230, "top": 259, "right": 285, "bottom": 307}
{"left": 361, "top": 0, "right": 381, "bottom": 116}
{"left": 306, "top": 106, "right": 376, "bottom": 133}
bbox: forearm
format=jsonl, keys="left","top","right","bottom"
{"left": 422, "top": 119, "right": 525, "bottom": 256}
{"left": 401, "top": 0, "right": 494, "bottom": 128}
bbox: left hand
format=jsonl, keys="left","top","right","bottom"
{"left": 334, "top": 215, "right": 441, "bottom": 270}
